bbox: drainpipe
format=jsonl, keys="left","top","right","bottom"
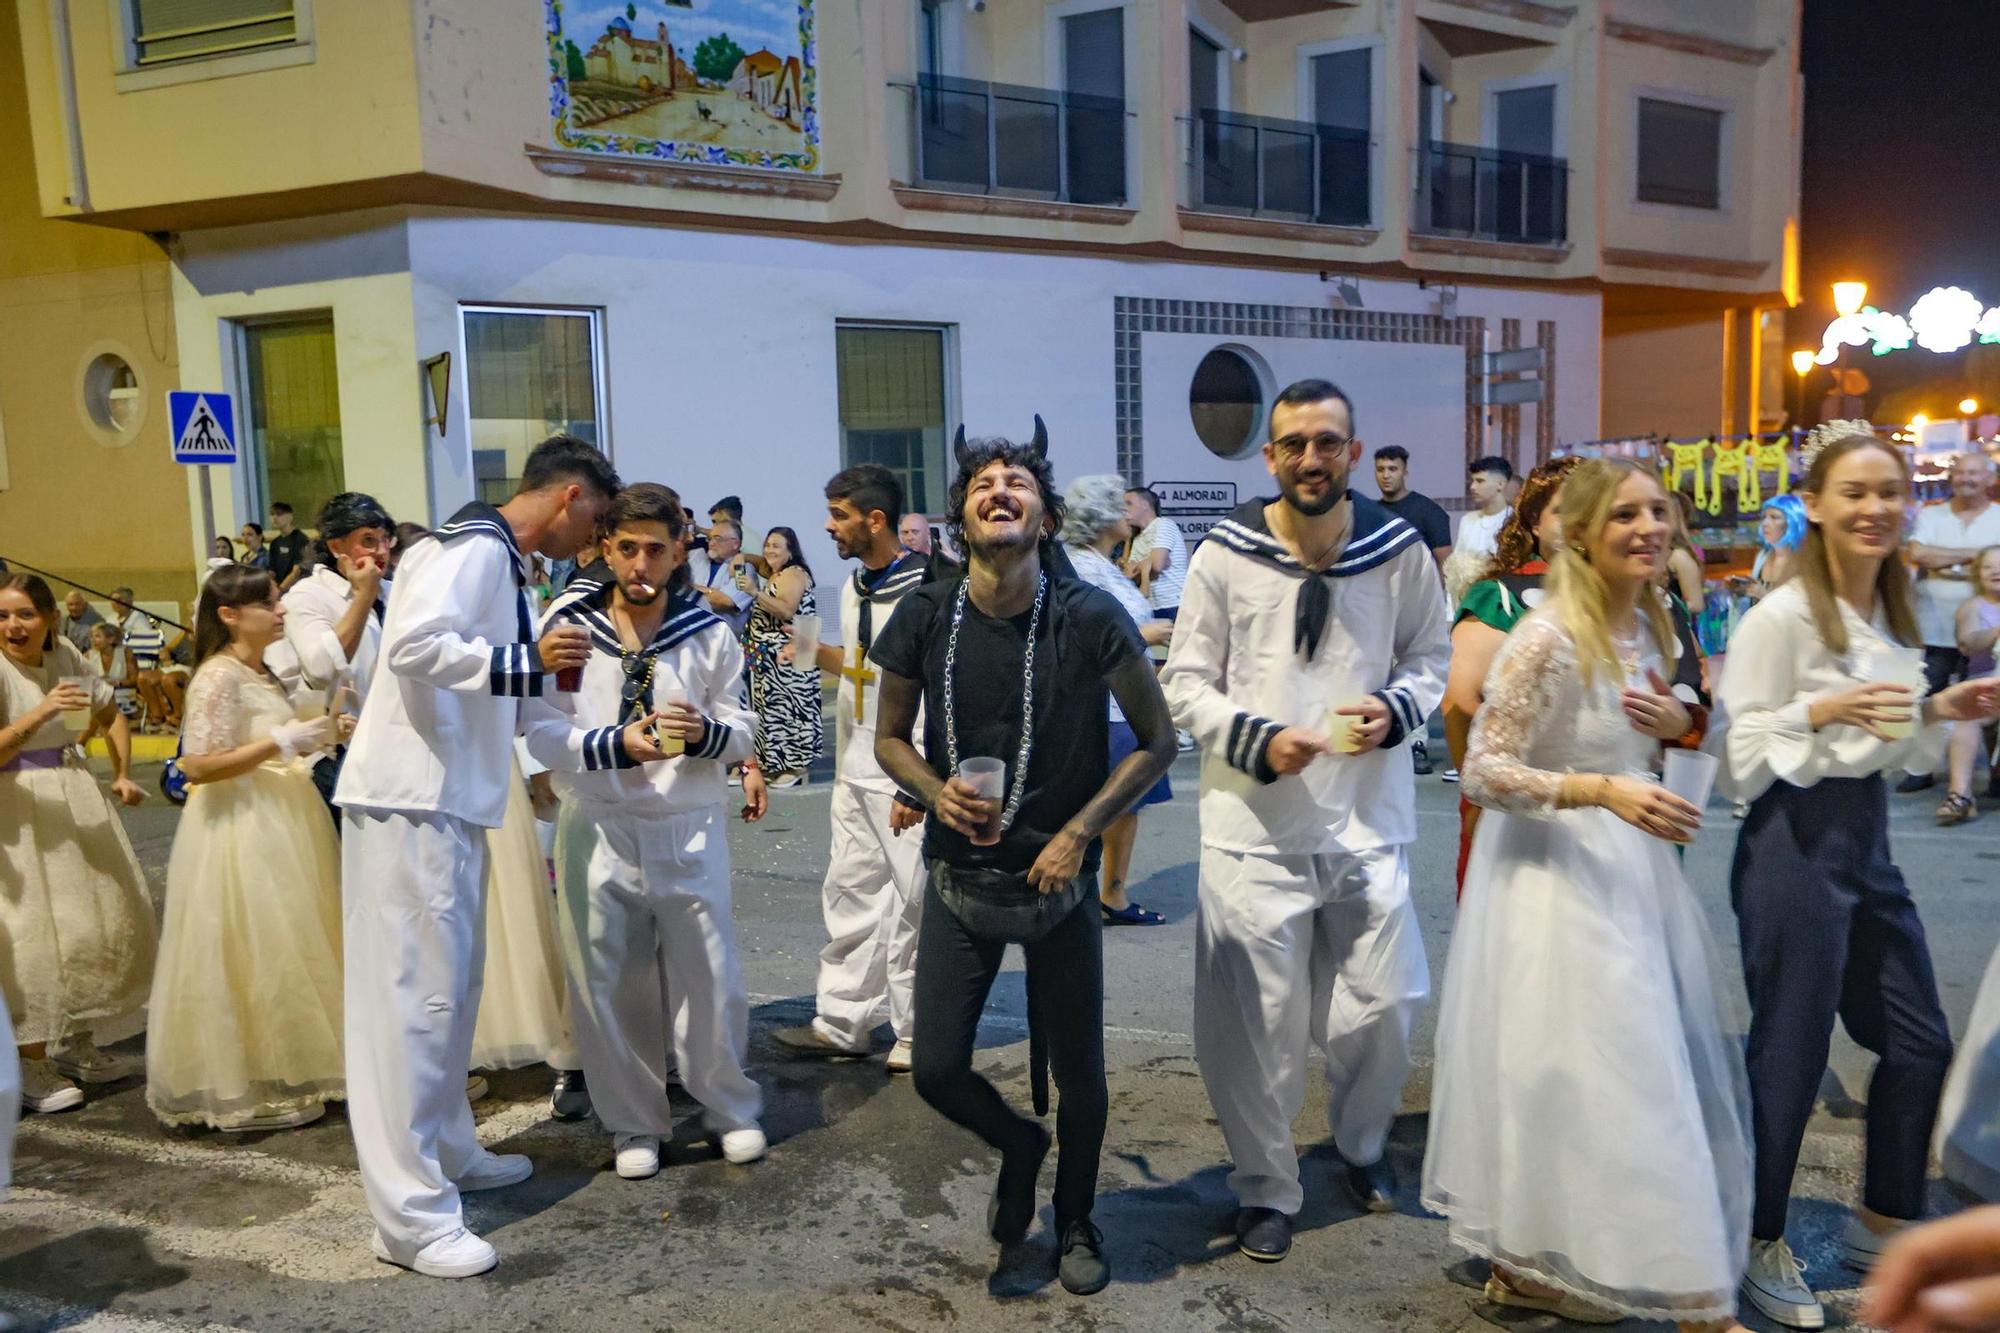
{"left": 50, "top": 0, "right": 92, "bottom": 212}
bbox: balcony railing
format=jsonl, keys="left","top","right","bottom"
{"left": 1413, "top": 142, "right": 1569, "bottom": 246}
{"left": 903, "top": 73, "right": 1127, "bottom": 206}
{"left": 1181, "top": 110, "right": 1372, "bottom": 228}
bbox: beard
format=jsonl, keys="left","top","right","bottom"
{"left": 618, "top": 576, "right": 661, "bottom": 607}
{"left": 1277, "top": 466, "right": 1347, "bottom": 518}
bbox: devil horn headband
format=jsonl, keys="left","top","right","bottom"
{"left": 952, "top": 416, "right": 1051, "bottom": 471}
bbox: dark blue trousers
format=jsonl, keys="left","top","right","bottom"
{"left": 1731, "top": 776, "right": 1954, "bottom": 1240}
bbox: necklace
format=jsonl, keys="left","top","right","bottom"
{"left": 943, "top": 573, "right": 1046, "bottom": 836}
{"left": 1273, "top": 504, "right": 1351, "bottom": 571}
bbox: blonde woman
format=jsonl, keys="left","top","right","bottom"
{"left": 1425, "top": 459, "right": 1753, "bottom": 1332}
{"left": 1715, "top": 429, "right": 2000, "bottom": 1329}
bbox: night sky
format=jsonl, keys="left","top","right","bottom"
{"left": 1794, "top": 0, "right": 2000, "bottom": 381}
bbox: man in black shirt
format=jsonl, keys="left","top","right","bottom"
{"left": 267, "top": 502, "right": 313, "bottom": 590}
{"left": 871, "top": 430, "right": 1174, "bottom": 1296}
{"left": 1372, "top": 446, "right": 1449, "bottom": 775}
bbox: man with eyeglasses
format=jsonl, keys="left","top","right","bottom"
{"left": 532, "top": 483, "right": 768, "bottom": 1186}
{"left": 1161, "top": 378, "right": 1449, "bottom": 1264}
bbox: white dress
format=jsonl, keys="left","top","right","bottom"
{"left": 470, "top": 755, "right": 575, "bottom": 1071}
{"left": 1939, "top": 943, "right": 2000, "bottom": 1201}
{"left": 1422, "top": 610, "right": 1753, "bottom": 1322}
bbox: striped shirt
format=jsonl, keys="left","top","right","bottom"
{"left": 121, "top": 611, "right": 165, "bottom": 670}
{"left": 1130, "top": 516, "right": 1188, "bottom": 612}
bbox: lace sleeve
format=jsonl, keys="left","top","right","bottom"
{"left": 1461, "top": 615, "right": 1571, "bottom": 817}
{"left": 180, "top": 661, "right": 243, "bottom": 757}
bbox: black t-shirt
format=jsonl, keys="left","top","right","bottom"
{"left": 268, "top": 529, "right": 312, "bottom": 582}
{"left": 870, "top": 575, "right": 1146, "bottom": 873}
{"left": 1379, "top": 491, "right": 1453, "bottom": 552}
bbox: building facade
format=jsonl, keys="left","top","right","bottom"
{"left": 8, "top": 0, "right": 1800, "bottom": 586}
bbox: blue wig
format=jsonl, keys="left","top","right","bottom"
{"left": 1760, "top": 494, "right": 1807, "bottom": 551}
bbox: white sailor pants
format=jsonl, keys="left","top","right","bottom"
{"left": 558, "top": 801, "right": 761, "bottom": 1136}
{"left": 341, "top": 808, "right": 490, "bottom": 1258}
{"left": 811, "top": 782, "right": 926, "bottom": 1047}
{"left": 1194, "top": 844, "right": 1429, "bottom": 1215}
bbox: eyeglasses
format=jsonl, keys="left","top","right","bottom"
{"left": 1271, "top": 433, "right": 1353, "bottom": 462}
{"left": 620, "top": 652, "right": 654, "bottom": 721}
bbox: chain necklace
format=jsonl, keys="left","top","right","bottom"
{"left": 943, "top": 572, "right": 1046, "bottom": 835}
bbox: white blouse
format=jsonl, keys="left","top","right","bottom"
{"left": 1710, "top": 581, "right": 1944, "bottom": 802}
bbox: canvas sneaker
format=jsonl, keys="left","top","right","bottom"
{"left": 1741, "top": 1237, "right": 1825, "bottom": 1329}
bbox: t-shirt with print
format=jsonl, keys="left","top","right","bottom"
{"left": 1129, "top": 516, "right": 1188, "bottom": 611}
{"left": 870, "top": 574, "right": 1147, "bottom": 874}
{"left": 268, "top": 529, "right": 312, "bottom": 584}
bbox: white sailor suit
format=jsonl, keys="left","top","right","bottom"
{"left": 809, "top": 552, "right": 932, "bottom": 1050}
{"left": 533, "top": 580, "right": 762, "bottom": 1136}
{"left": 335, "top": 503, "right": 643, "bottom": 1261}
{"left": 1160, "top": 494, "right": 1451, "bottom": 1214}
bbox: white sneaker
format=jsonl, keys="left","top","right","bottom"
{"left": 886, "top": 1039, "right": 914, "bottom": 1075}
{"left": 20, "top": 1058, "right": 84, "bottom": 1114}
{"left": 218, "top": 1104, "right": 325, "bottom": 1133}
{"left": 456, "top": 1151, "right": 533, "bottom": 1192}
{"left": 465, "top": 1074, "right": 489, "bottom": 1102}
{"left": 1741, "top": 1237, "right": 1825, "bottom": 1330}
{"left": 1441, "top": 768, "right": 1460, "bottom": 783}
{"left": 719, "top": 1126, "right": 767, "bottom": 1165}
{"left": 614, "top": 1134, "right": 660, "bottom": 1180}
{"left": 1843, "top": 1213, "right": 1912, "bottom": 1271}
{"left": 372, "top": 1226, "right": 498, "bottom": 1279}
{"left": 52, "top": 1034, "right": 142, "bottom": 1085}
{"left": 1175, "top": 730, "right": 1196, "bottom": 753}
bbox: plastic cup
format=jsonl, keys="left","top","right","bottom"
{"left": 1868, "top": 646, "right": 1926, "bottom": 740}
{"left": 58, "top": 676, "right": 90, "bottom": 731}
{"left": 658, "top": 687, "right": 687, "bottom": 757}
{"left": 791, "top": 614, "right": 821, "bottom": 663}
{"left": 1662, "top": 749, "right": 1719, "bottom": 816}
{"left": 1326, "top": 700, "right": 1367, "bottom": 755}
{"left": 956, "top": 757, "right": 1006, "bottom": 846}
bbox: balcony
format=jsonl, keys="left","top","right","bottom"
{"left": 897, "top": 73, "right": 1128, "bottom": 209}
{"left": 1413, "top": 142, "right": 1569, "bottom": 248}
{"left": 1181, "top": 110, "right": 1372, "bottom": 229}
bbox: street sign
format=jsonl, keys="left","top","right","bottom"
{"left": 1178, "top": 513, "right": 1231, "bottom": 544}
{"left": 1487, "top": 379, "right": 1546, "bottom": 406}
{"left": 168, "top": 391, "right": 237, "bottom": 464}
{"left": 1151, "top": 481, "right": 1237, "bottom": 516}
{"left": 1483, "top": 347, "right": 1546, "bottom": 376}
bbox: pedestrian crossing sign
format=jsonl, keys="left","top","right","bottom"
{"left": 168, "top": 391, "right": 237, "bottom": 463}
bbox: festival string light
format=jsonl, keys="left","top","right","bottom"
{"left": 1815, "top": 285, "right": 2000, "bottom": 364}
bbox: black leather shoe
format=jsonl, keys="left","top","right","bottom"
{"left": 550, "top": 1068, "right": 591, "bottom": 1122}
{"left": 1343, "top": 1156, "right": 1396, "bottom": 1213}
{"left": 986, "top": 1125, "right": 1052, "bottom": 1244}
{"left": 1236, "top": 1207, "right": 1293, "bottom": 1262}
{"left": 1897, "top": 772, "right": 1937, "bottom": 794}
{"left": 1411, "top": 739, "right": 1434, "bottom": 776}
{"left": 1058, "top": 1219, "right": 1110, "bottom": 1295}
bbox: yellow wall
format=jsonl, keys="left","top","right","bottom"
{"left": 1601, "top": 310, "right": 1729, "bottom": 440}
{"left": 0, "top": 0, "right": 192, "bottom": 607}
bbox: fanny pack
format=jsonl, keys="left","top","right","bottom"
{"left": 930, "top": 860, "right": 1093, "bottom": 945}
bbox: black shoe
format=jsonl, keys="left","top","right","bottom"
{"left": 1411, "top": 739, "right": 1433, "bottom": 777}
{"left": 1236, "top": 1207, "right": 1292, "bottom": 1262}
{"left": 550, "top": 1068, "right": 591, "bottom": 1122}
{"left": 986, "top": 1125, "right": 1052, "bottom": 1244}
{"left": 1342, "top": 1156, "right": 1396, "bottom": 1213}
{"left": 1057, "top": 1219, "right": 1110, "bottom": 1295}
{"left": 1897, "top": 772, "right": 1937, "bottom": 794}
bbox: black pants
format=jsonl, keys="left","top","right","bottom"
{"left": 1731, "top": 776, "right": 1954, "bottom": 1239}
{"left": 911, "top": 872, "right": 1107, "bottom": 1230}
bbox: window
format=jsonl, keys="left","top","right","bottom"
{"left": 129, "top": 0, "right": 297, "bottom": 66}
{"left": 1637, "top": 97, "right": 1724, "bottom": 209}
{"left": 464, "top": 308, "right": 606, "bottom": 505}
{"left": 918, "top": 0, "right": 944, "bottom": 78}
{"left": 1189, "top": 346, "right": 1267, "bottom": 459}
{"left": 242, "top": 317, "right": 342, "bottom": 527}
{"left": 80, "top": 351, "right": 142, "bottom": 444}
{"left": 836, "top": 325, "right": 951, "bottom": 516}
{"left": 1190, "top": 27, "right": 1222, "bottom": 114}
{"left": 1493, "top": 84, "right": 1556, "bottom": 158}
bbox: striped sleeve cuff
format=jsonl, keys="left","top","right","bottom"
{"left": 581, "top": 724, "right": 639, "bottom": 771}
{"left": 690, "top": 716, "right": 733, "bottom": 760}
{"left": 1373, "top": 687, "right": 1422, "bottom": 750}
{"left": 1225, "top": 712, "right": 1284, "bottom": 785}
{"left": 489, "top": 643, "right": 546, "bottom": 698}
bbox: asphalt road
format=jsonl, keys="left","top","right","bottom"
{"left": 5, "top": 754, "right": 1998, "bottom": 1332}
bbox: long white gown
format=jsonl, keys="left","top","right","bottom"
{"left": 1939, "top": 944, "right": 2000, "bottom": 1201}
{"left": 1422, "top": 610, "right": 1753, "bottom": 1323}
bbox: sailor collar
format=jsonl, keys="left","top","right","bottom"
{"left": 435, "top": 501, "right": 529, "bottom": 584}
{"left": 851, "top": 549, "right": 930, "bottom": 601}
{"left": 544, "top": 579, "right": 722, "bottom": 660}
{"left": 1206, "top": 492, "right": 1424, "bottom": 659}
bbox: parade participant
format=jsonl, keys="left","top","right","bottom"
{"left": 771, "top": 464, "right": 933, "bottom": 1070}
{"left": 534, "top": 484, "right": 766, "bottom": 1180}
{"left": 744, "top": 527, "right": 822, "bottom": 786}
{"left": 871, "top": 428, "right": 1173, "bottom": 1296}
{"left": 0, "top": 574, "right": 154, "bottom": 1112}
{"left": 147, "top": 565, "right": 352, "bottom": 1131}
{"left": 1715, "top": 427, "right": 2000, "bottom": 1330}
{"left": 1938, "top": 940, "right": 2000, "bottom": 1202}
{"left": 1425, "top": 460, "right": 1752, "bottom": 1332}
{"left": 1160, "top": 379, "right": 1449, "bottom": 1263}
{"left": 1441, "top": 456, "right": 1579, "bottom": 891}
{"left": 335, "top": 435, "right": 670, "bottom": 1280}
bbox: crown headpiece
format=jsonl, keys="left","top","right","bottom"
{"left": 1800, "top": 418, "right": 1876, "bottom": 473}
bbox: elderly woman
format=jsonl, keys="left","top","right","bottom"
{"left": 1062, "top": 474, "right": 1175, "bottom": 925}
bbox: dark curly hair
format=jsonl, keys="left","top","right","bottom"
{"left": 946, "top": 439, "right": 1066, "bottom": 557}
{"left": 1481, "top": 454, "right": 1582, "bottom": 583}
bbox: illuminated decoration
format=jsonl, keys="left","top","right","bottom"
{"left": 1817, "top": 285, "right": 2000, "bottom": 361}
{"left": 1790, "top": 349, "right": 1816, "bottom": 376}
{"left": 1833, "top": 281, "right": 1869, "bottom": 317}
{"left": 1962, "top": 398, "right": 1981, "bottom": 415}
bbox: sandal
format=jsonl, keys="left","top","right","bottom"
{"left": 1101, "top": 902, "right": 1166, "bottom": 926}
{"left": 1937, "top": 792, "right": 1976, "bottom": 826}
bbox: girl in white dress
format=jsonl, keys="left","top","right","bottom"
{"left": 0, "top": 574, "right": 156, "bottom": 1114}
{"left": 1424, "top": 460, "right": 1754, "bottom": 1332}
{"left": 146, "top": 565, "right": 353, "bottom": 1131}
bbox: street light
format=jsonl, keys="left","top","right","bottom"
{"left": 1960, "top": 397, "right": 1980, "bottom": 415}
{"left": 1833, "top": 281, "right": 1869, "bottom": 317}
{"left": 1791, "top": 350, "right": 1816, "bottom": 377}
